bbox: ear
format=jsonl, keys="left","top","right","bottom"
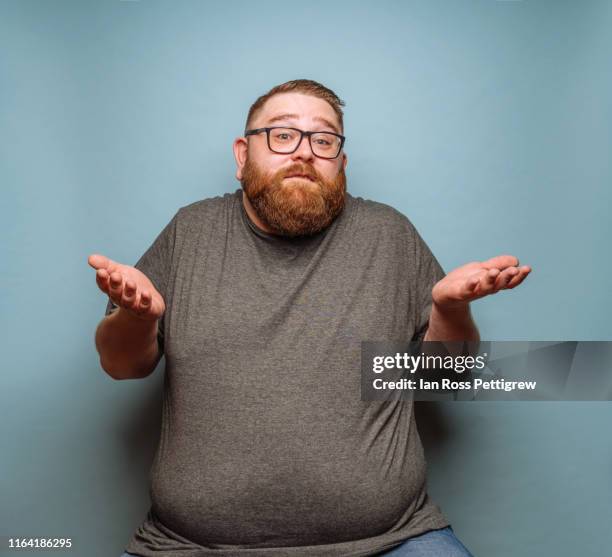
{"left": 233, "top": 137, "right": 248, "bottom": 181}
{"left": 342, "top": 151, "right": 348, "bottom": 171}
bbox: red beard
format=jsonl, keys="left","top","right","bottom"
{"left": 241, "top": 158, "right": 346, "bottom": 237}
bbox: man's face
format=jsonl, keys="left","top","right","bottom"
{"left": 234, "top": 92, "right": 348, "bottom": 237}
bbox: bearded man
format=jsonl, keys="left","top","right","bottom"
{"left": 89, "top": 79, "right": 530, "bottom": 557}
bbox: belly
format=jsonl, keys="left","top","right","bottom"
{"left": 150, "top": 399, "right": 427, "bottom": 547}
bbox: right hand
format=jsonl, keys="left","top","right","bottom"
{"left": 88, "top": 253, "right": 165, "bottom": 322}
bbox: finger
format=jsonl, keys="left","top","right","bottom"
{"left": 108, "top": 271, "right": 125, "bottom": 305}
{"left": 88, "top": 253, "right": 115, "bottom": 271}
{"left": 133, "top": 290, "right": 152, "bottom": 316}
{"left": 95, "top": 269, "right": 111, "bottom": 294}
{"left": 494, "top": 266, "right": 519, "bottom": 290}
{"left": 479, "top": 268, "right": 500, "bottom": 295}
{"left": 460, "top": 269, "right": 497, "bottom": 300}
{"left": 120, "top": 280, "right": 138, "bottom": 309}
{"left": 124, "top": 280, "right": 136, "bottom": 298}
{"left": 481, "top": 254, "right": 519, "bottom": 271}
{"left": 465, "top": 274, "right": 481, "bottom": 293}
{"left": 506, "top": 266, "right": 531, "bottom": 289}
{"left": 460, "top": 269, "right": 487, "bottom": 296}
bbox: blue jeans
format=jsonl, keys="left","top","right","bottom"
{"left": 120, "top": 527, "right": 474, "bottom": 557}
{"left": 376, "top": 526, "right": 474, "bottom": 556}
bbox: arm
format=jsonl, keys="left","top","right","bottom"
{"left": 89, "top": 254, "right": 166, "bottom": 380}
{"left": 424, "top": 302, "right": 480, "bottom": 342}
{"left": 95, "top": 308, "right": 162, "bottom": 380}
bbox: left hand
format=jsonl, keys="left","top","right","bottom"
{"left": 432, "top": 254, "right": 531, "bottom": 309}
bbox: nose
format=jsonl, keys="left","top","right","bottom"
{"left": 290, "top": 134, "right": 315, "bottom": 163}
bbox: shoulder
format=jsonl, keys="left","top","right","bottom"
{"left": 149, "top": 191, "right": 237, "bottom": 245}
{"left": 175, "top": 190, "right": 237, "bottom": 224}
{"left": 347, "top": 193, "right": 419, "bottom": 238}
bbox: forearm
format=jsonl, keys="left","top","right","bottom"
{"left": 95, "top": 308, "right": 161, "bottom": 380}
{"left": 423, "top": 302, "right": 480, "bottom": 342}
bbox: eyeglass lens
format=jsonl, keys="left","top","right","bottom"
{"left": 269, "top": 128, "right": 341, "bottom": 158}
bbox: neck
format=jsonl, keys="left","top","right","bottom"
{"left": 241, "top": 190, "right": 278, "bottom": 235}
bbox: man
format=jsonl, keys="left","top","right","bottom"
{"left": 89, "top": 79, "right": 530, "bottom": 557}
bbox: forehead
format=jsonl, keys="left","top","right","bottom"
{"left": 254, "top": 92, "right": 341, "bottom": 133}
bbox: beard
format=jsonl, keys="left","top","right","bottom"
{"left": 240, "top": 156, "right": 347, "bottom": 238}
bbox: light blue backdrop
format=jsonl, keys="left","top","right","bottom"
{"left": 1, "top": 1, "right": 611, "bottom": 556}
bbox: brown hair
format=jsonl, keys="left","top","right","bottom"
{"left": 245, "top": 79, "right": 346, "bottom": 134}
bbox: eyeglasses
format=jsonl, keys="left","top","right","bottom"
{"left": 244, "top": 126, "right": 346, "bottom": 159}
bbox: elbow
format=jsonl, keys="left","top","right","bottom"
{"left": 99, "top": 358, "right": 125, "bottom": 380}
{"left": 99, "top": 358, "right": 154, "bottom": 381}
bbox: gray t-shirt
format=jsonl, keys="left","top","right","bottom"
{"left": 105, "top": 188, "right": 449, "bottom": 557}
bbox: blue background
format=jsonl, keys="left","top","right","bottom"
{"left": 1, "top": 1, "right": 611, "bottom": 555}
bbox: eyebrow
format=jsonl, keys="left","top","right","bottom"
{"left": 264, "top": 113, "right": 342, "bottom": 135}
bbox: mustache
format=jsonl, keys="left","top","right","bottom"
{"left": 278, "top": 164, "right": 320, "bottom": 182}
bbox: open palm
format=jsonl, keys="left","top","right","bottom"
{"left": 88, "top": 253, "right": 165, "bottom": 321}
{"left": 432, "top": 255, "right": 531, "bottom": 309}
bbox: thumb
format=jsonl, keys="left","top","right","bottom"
{"left": 88, "top": 253, "right": 115, "bottom": 271}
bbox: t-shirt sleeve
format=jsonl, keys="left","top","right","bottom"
{"left": 408, "top": 224, "right": 446, "bottom": 342}
{"left": 103, "top": 212, "right": 179, "bottom": 354}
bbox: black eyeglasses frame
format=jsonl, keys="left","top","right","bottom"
{"left": 244, "top": 126, "right": 346, "bottom": 159}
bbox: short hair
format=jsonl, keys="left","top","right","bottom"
{"left": 245, "top": 79, "right": 345, "bottom": 134}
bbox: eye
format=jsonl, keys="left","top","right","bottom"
{"left": 271, "top": 129, "right": 296, "bottom": 142}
